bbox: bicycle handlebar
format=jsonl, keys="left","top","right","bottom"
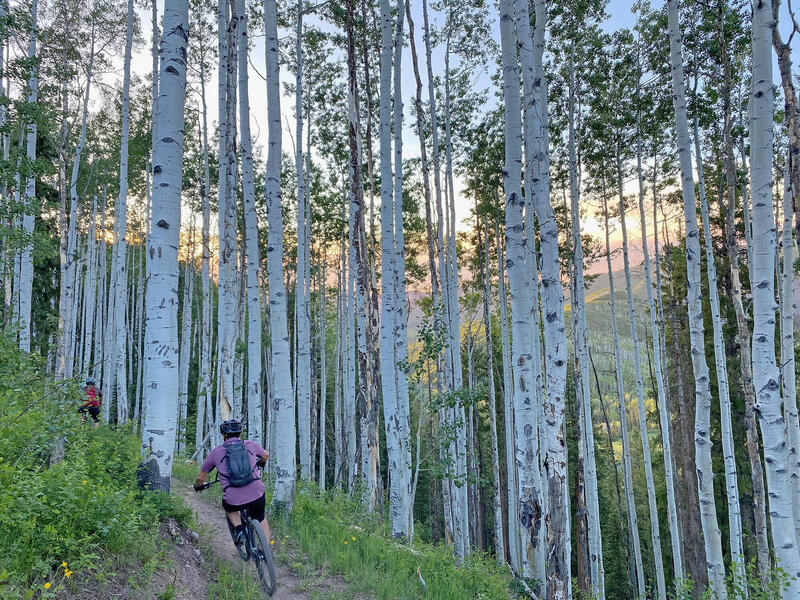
{"left": 195, "top": 477, "right": 219, "bottom": 491}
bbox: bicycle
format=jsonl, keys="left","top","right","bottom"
{"left": 196, "top": 478, "right": 277, "bottom": 597}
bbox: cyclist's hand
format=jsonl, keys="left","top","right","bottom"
{"left": 193, "top": 483, "right": 204, "bottom": 492}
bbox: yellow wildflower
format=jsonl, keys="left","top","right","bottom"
{"left": 344, "top": 541, "right": 348, "bottom": 545}
{"left": 82, "top": 481, "right": 87, "bottom": 485}
{"left": 64, "top": 570, "right": 73, "bottom": 578}
{"left": 44, "top": 582, "right": 51, "bottom": 589}
{"left": 61, "top": 562, "right": 67, "bottom": 568}
{"left": 270, "top": 540, "right": 275, "bottom": 545}
{"left": 351, "top": 537, "right": 356, "bottom": 541}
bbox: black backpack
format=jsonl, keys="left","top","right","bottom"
{"left": 224, "top": 440, "right": 256, "bottom": 487}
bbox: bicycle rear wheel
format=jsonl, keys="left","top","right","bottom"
{"left": 248, "top": 518, "right": 277, "bottom": 596}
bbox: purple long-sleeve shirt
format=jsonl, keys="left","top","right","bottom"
{"left": 201, "top": 438, "right": 266, "bottom": 505}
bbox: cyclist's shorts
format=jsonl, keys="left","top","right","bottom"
{"left": 79, "top": 405, "right": 100, "bottom": 422}
{"left": 222, "top": 492, "right": 266, "bottom": 522}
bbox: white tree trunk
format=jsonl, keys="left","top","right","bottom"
{"left": 635, "top": 118, "right": 684, "bottom": 585}
{"left": 60, "top": 39, "right": 95, "bottom": 376}
{"left": 140, "top": 0, "right": 189, "bottom": 492}
{"left": 602, "top": 189, "right": 646, "bottom": 599}
{"left": 294, "top": 0, "right": 312, "bottom": 478}
{"left": 780, "top": 161, "right": 800, "bottom": 551}
{"left": 496, "top": 227, "right": 521, "bottom": 571}
{"left": 616, "top": 145, "right": 667, "bottom": 600}
{"left": 378, "top": 0, "right": 412, "bottom": 538}
{"left": 17, "top": 0, "right": 38, "bottom": 353}
{"left": 318, "top": 255, "right": 327, "bottom": 489}
{"left": 82, "top": 196, "right": 98, "bottom": 374}
{"left": 264, "top": 0, "right": 296, "bottom": 509}
{"left": 482, "top": 220, "right": 504, "bottom": 565}
{"left": 237, "top": 0, "right": 263, "bottom": 445}
{"left": 694, "top": 117, "right": 746, "bottom": 596}
{"left": 178, "top": 223, "right": 195, "bottom": 454}
{"left": 514, "top": 0, "right": 569, "bottom": 594}
{"left": 568, "top": 53, "right": 603, "bottom": 598}
{"left": 333, "top": 247, "right": 343, "bottom": 489}
{"left": 196, "top": 50, "right": 212, "bottom": 458}
{"left": 666, "top": 1, "right": 729, "bottom": 595}
{"left": 217, "top": 0, "right": 238, "bottom": 425}
{"left": 113, "top": 0, "right": 134, "bottom": 423}
{"left": 749, "top": 0, "right": 800, "bottom": 590}
{"left": 499, "top": 1, "right": 545, "bottom": 583}
{"left": 345, "top": 0, "right": 378, "bottom": 508}
{"left": 442, "top": 40, "right": 469, "bottom": 558}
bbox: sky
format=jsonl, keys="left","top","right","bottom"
{"left": 116, "top": 0, "right": 796, "bottom": 276}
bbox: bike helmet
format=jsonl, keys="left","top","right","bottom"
{"left": 220, "top": 419, "right": 243, "bottom": 436}
{"left": 86, "top": 378, "right": 95, "bottom": 386}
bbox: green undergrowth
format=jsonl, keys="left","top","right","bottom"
{"left": 174, "top": 461, "right": 513, "bottom": 600}
{"left": 0, "top": 334, "right": 191, "bottom": 598}
{"left": 208, "top": 560, "right": 265, "bottom": 600}
{"left": 282, "top": 484, "right": 514, "bottom": 600}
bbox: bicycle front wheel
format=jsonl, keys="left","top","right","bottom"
{"left": 248, "top": 518, "right": 277, "bottom": 597}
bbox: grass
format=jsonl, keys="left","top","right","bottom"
{"left": 207, "top": 560, "right": 265, "bottom": 600}
{"left": 174, "top": 460, "right": 514, "bottom": 600}
{"left": 282, "top": 485, "right": 513, "bottom": 600}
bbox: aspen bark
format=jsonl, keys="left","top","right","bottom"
{"left": 568, "top": 51, "right": 603, "bottom": 598}
{"left": 140, "top": 0, "right": 189, "bottom": 492}
{"left": 264, "top": 0, "right": 296, "bottom": 509}
{"left": 481, "top": 219, "right": 505, "bottom": 564}
{"left": 496, "top": 225, "right": 521, "bottom": 570}
{"left": 602, "top": 187, "right": 646, "bottom": 600}
{"left": 237, "top": 0, "right": 263, "bottom": 445}
{"left": 751, "top": 0, "right": 800, "bottom": 587}
{"left": 666, "top": 1, "right": 729, "bottom": 594}
{"left": 515, "top": 0, "right": 569, "bottom": 593}
{"left": 295, "top": 0, "right": 312, "bottom": 478}
{"left": 780, "top": 158, "right": 800, "bottom": 552}
{"left": 499, "top": 0, "right": 544, "bottom": 584}
{"left": 615, "top": 143, "right": 666, "bottom": 600}
{"left": 113, "top": 0, "right": 134, "bottom": 423}
{"left": 17, "top": 0, "right": 38, "bottom": 353}
{"left": 693, "top": 117, "right": 746, "bottom": 596}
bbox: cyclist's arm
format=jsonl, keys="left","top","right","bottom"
{"left": 256, "top": 452, "right": 269, "bottom": 468}
{"left": 195, "top": 453, "right": 216, "bottom": 490}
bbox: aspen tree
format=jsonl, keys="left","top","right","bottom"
{"left": 720, "top": 18, "right": 770, "bottom": 570}
{"left": 499, "top": 0, "right": 543, "bottom": 583}
{"left": 693, "top": 116, "right": 746, "bottom": 595}
{"left": 264, "top": 0, "right": 296, "bottom": 509}
{"left": 602, "top": 185, "right": 646, "bottom": 600}
{"left": 17, "top": 0, "right": 38, "bottom": 353}
{"left": 749, "top": 0, "right": 800, "bottom": 581}
{"left": 568, "top": 51, "right": 603, "bottom": 598}
{"left": 615, "top": 142, "right": 667, "bottom": 600}
{"left": 113, "top": 0, "right": 134, "bottom": 423}
{"left": 779, "top": 158, "right": 800, "bottom": 551}
{"left": 666, "top": 0, "right": 729, "bottom": 594}
{"left": 217, "top": 0, "right": 238, "bottom": 425}
{"left": 140, "top": 0, "right": 190, "bottom": 492}
{"left": 515, "top": 0, "right": 569, "bottom": 592}
{"left": 237, "top": 0, "right": 263, "bottom": 445}
{"left": 496, "top": 225, "right": 521, "bottom": 571}
{"left": 481, "top": 219, "right": 504, "bottom": 564}
{"left": 295, "top": 0, "right": 312, "bottom": 478}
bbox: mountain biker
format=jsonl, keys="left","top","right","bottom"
{"left": 193, "top": 419, "right": 271, "bottom": 548}
{"left": 79, "top": 379, "right": 101, "bottom": 428}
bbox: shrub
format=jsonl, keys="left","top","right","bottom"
{"left": 0, "top": 334, "right": 188, "bottom": 590}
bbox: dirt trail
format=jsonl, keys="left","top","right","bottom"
{"left": 174, "top": 478, "right": 312, "bottom": 600}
